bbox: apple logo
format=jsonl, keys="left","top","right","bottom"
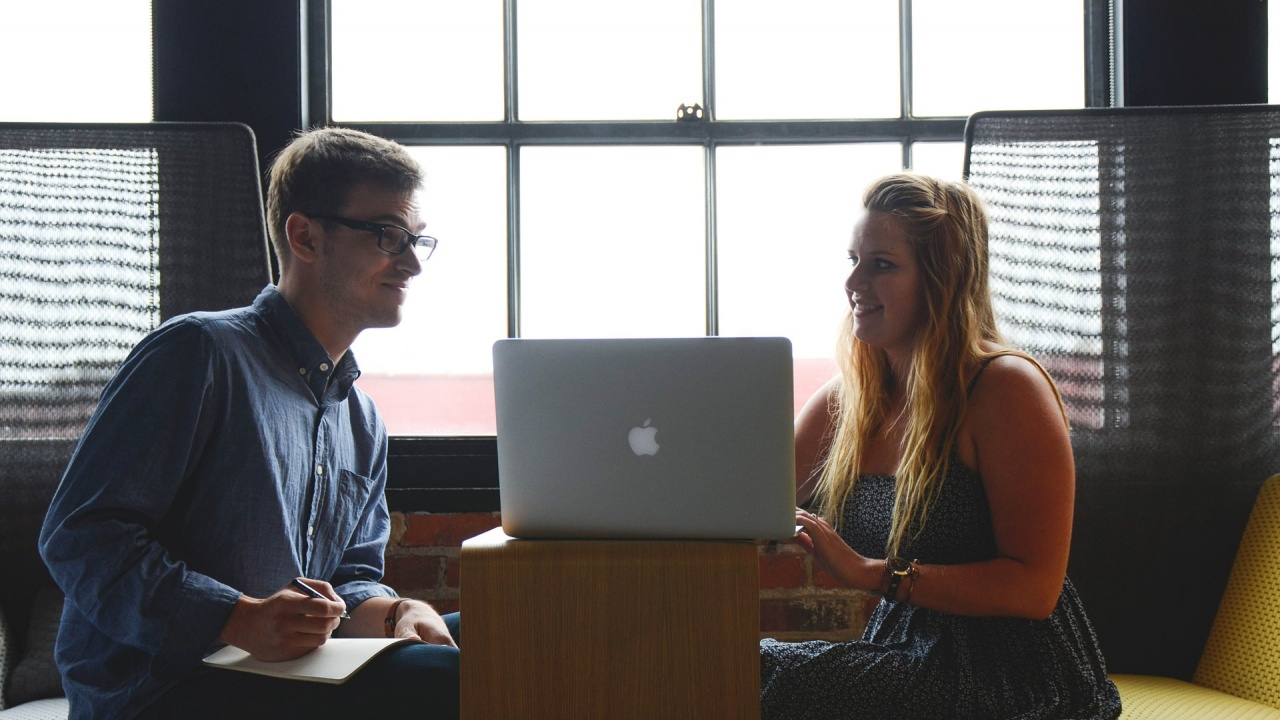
{"left": 628, "top": 418, "right": 659, "bottom": 456}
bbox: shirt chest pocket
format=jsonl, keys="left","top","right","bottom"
{"left": 309, "top": 469, "right": 377, "bottom": 577}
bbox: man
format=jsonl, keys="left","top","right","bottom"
{"left": 39, "top": 127, "right": 459, "bottom": 719}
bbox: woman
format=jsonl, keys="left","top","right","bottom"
{"left": 760, "top": 173, "right": 1120, "bottom": 719}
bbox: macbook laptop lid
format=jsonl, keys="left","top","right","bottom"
{"left": 493, "top": 337, "right": 796, "bottom": 540}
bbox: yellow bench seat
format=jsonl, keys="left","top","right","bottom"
{"left": 1113, "top": 674, "right": 1280, "bottom": 719}
{"left": 1111, "top": 474, "right": 1280, "bottom": 718}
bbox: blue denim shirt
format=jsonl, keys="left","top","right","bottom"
{"left": 39, "top": 285, "right": 396, "bottom": 720}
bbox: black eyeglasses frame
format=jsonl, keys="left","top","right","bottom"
{"left": 310, "top": 214, "right": 437, "bottom": 259}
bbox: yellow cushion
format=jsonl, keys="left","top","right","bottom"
{"left": 1112, "top": 674, "right": 1280, "bottom": 719}
{"left": 1193, "top": 474, "right": 1280, "bottom": 709}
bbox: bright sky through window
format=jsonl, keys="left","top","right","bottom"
{"left": 332, "top": 0, "right": 1085, "bottom": 435}
{"left": 0, "top": 1, "right": 152, "bottom": 122}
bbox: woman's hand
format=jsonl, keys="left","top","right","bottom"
{"left": 794, "top": 508, "right": 880, "bottom": 592}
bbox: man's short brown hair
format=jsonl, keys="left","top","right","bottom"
{"left": 266, "top": 127, "right": 423, "bottom": 268}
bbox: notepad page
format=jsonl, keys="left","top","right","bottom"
{"left": 202, "top": 637, "right": 421, "bottom": 684}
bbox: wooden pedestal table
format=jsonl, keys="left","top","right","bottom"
{"left": 460, "top": 527, "right": 761, "bottom": 720}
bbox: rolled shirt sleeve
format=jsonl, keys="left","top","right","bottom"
{"left": 38, "top": 286, "right": 399, "bottom": 719}
{"left": 40, "top": 319, "right": 241, "bottom": 673}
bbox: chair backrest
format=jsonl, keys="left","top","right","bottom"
{"left": 964, "top": 106, "right": 1280, "bottom": 679}
{"left": 1192, "top": 474, "right": 1280, "bottom": 708}
{"left": 0, "top": 122, "right": 271, "bottom": 640}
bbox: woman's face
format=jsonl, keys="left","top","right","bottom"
{"left": 845, "top": 211, "right": 926, "bottom": 363}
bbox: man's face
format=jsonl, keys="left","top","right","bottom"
{"left": 315, "top": 182, "right": 425, "bottom": 334}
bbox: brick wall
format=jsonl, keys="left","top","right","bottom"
{"left": 386, "top": 511, "right": 878, "bottom": 641}
{"left": 757, "top": 538, "right": 879, "bottom": 642}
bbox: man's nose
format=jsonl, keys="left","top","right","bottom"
{"left": 401, "top": 247, "right": 423, "bottom": 276}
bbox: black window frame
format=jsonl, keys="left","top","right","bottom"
{"left": 306, "top": 0, "right": 1114, "bottom": 512}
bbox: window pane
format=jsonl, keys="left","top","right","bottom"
{"left": 520, "top": 146, "right": 705, "bottom": 337}
{"left": 331, "top": 0, "right": 504, "bottom": 121}
{"left": 518, "top": 0, "right": 701, "bottom": 120}
{"left": 716, "top": 0, "right": 899, "bottom": 120}
{"left": 912, "top": 0, "right": 1083, "bottom": 117}
{"left": 717, "top": 144, "right": 902, "bottom": 410}
{"left": 0, "top": 0, "right": 152, "bottom": 121}
{"left": 910, "top": 142, "right": 965, "bottom": 182}
{"left": 352, "top": 147, "right": 507, "bottom": 435}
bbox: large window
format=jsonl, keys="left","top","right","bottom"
{"left": 318, "top": 0, "right": 1091, "bottom": 437}
{"left": 0, "top": 1, "right": 152, "bottom": 122}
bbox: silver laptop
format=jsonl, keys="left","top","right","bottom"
{"left": 493, "top": 337, "right": 797, "bottom": 540}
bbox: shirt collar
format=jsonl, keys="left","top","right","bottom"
{"left": 252, "top": 285, "right": 362, "bottom": 402}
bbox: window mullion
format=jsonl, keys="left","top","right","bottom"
{"left": 703, "top": 0, "right": 717, "bottom": 336}
{"left": 504, "top": 0, "right": 518, "bottom": 123}
{"left": 507, "top": 144, "right": 521, "bottom": 338}
{"left": 505, "top": 0, "right": 519, "bottom": 337}
{"left": 900, "top": 0, "right": 913, "bottom": 168}
{"left": 900, "top": 0, "right": 913, "bottom": 121}
{"left": 705, "top": 144, "right": 718, "bottom": 336}
{"left": 303, "top": 0, "right": 331, "bottom": 130}
{"left": 703, "top": 0, "right": 716, "bottom": 120}
{"left": 344, "top": 119, "right": 965, "bottom": 146}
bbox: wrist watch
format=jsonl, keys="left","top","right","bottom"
{"left": 883, "top": 556, "right": 918, "bottom": 600}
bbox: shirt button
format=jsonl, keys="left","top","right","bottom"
{"left": 319, "top": 363, "right": 330, "bottom": 372}
{"left": 298, "top": 367, "right": 307, "bottom": 375}
{"left": 308, "top": 525, "right": 315, "bottom": 537}
{"left": 316, "top": 465, "right": 324, "bottom": 476}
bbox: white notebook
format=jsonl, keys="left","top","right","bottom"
{"left": 202, "top": 638, "right": 422, "bottom": 684}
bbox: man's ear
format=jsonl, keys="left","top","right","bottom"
{"left": 284, "top": 212, "right": 322, "bottom": 264}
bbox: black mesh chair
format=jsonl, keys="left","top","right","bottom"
{"left": 0, "top": 123, "right": 271, "bottom": 714}
{"left": 964, "top": 106, "right": 1280, "bottom": 680}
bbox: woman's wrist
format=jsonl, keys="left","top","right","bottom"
{"left": 855, "top": 555, "right": 886, "bottom": 594}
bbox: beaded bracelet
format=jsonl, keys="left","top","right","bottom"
{"left": 902, "top": 559, "right": 921, "bottom": 603}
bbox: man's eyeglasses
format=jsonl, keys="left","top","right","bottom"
{"left": 310, "top": 214, "right": 438, "bottom": 260}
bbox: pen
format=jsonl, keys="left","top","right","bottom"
{"left": 291, "top": 577, "right": 351, "bottom": 619}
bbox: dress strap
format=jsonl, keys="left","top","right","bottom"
{"left": 965, "top": 351, "right": 1019, "bottom": 397}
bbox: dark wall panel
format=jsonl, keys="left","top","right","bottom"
{"left": 152, "top": 0, "right": 306, "bottom": 174}
{"left": 1123, "top": 0, "right": 1267, "bottom": 106}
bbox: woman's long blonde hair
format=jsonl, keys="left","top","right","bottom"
{"left": 813, "top": 173, "right": 1043, "bottom": 557}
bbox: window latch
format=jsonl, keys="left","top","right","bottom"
{"left": 676, "top": 103, "right": 705, "bottom": 122}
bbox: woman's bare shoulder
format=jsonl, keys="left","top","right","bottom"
{"left": 975, "top": 350, "right": 1054, "bottom": 388}
{"left": 968, "top": 350, "right": 1064, "bottom": 425}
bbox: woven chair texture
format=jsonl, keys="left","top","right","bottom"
{"left": 964, "top": 106, "right": 1280, "bottom": 679}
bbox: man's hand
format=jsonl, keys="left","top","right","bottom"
{"left": 218, "top": 580, "right": 346, "bottom": 661}
{"left": 392, "top": 600, "right": 458, "bottom": 648}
